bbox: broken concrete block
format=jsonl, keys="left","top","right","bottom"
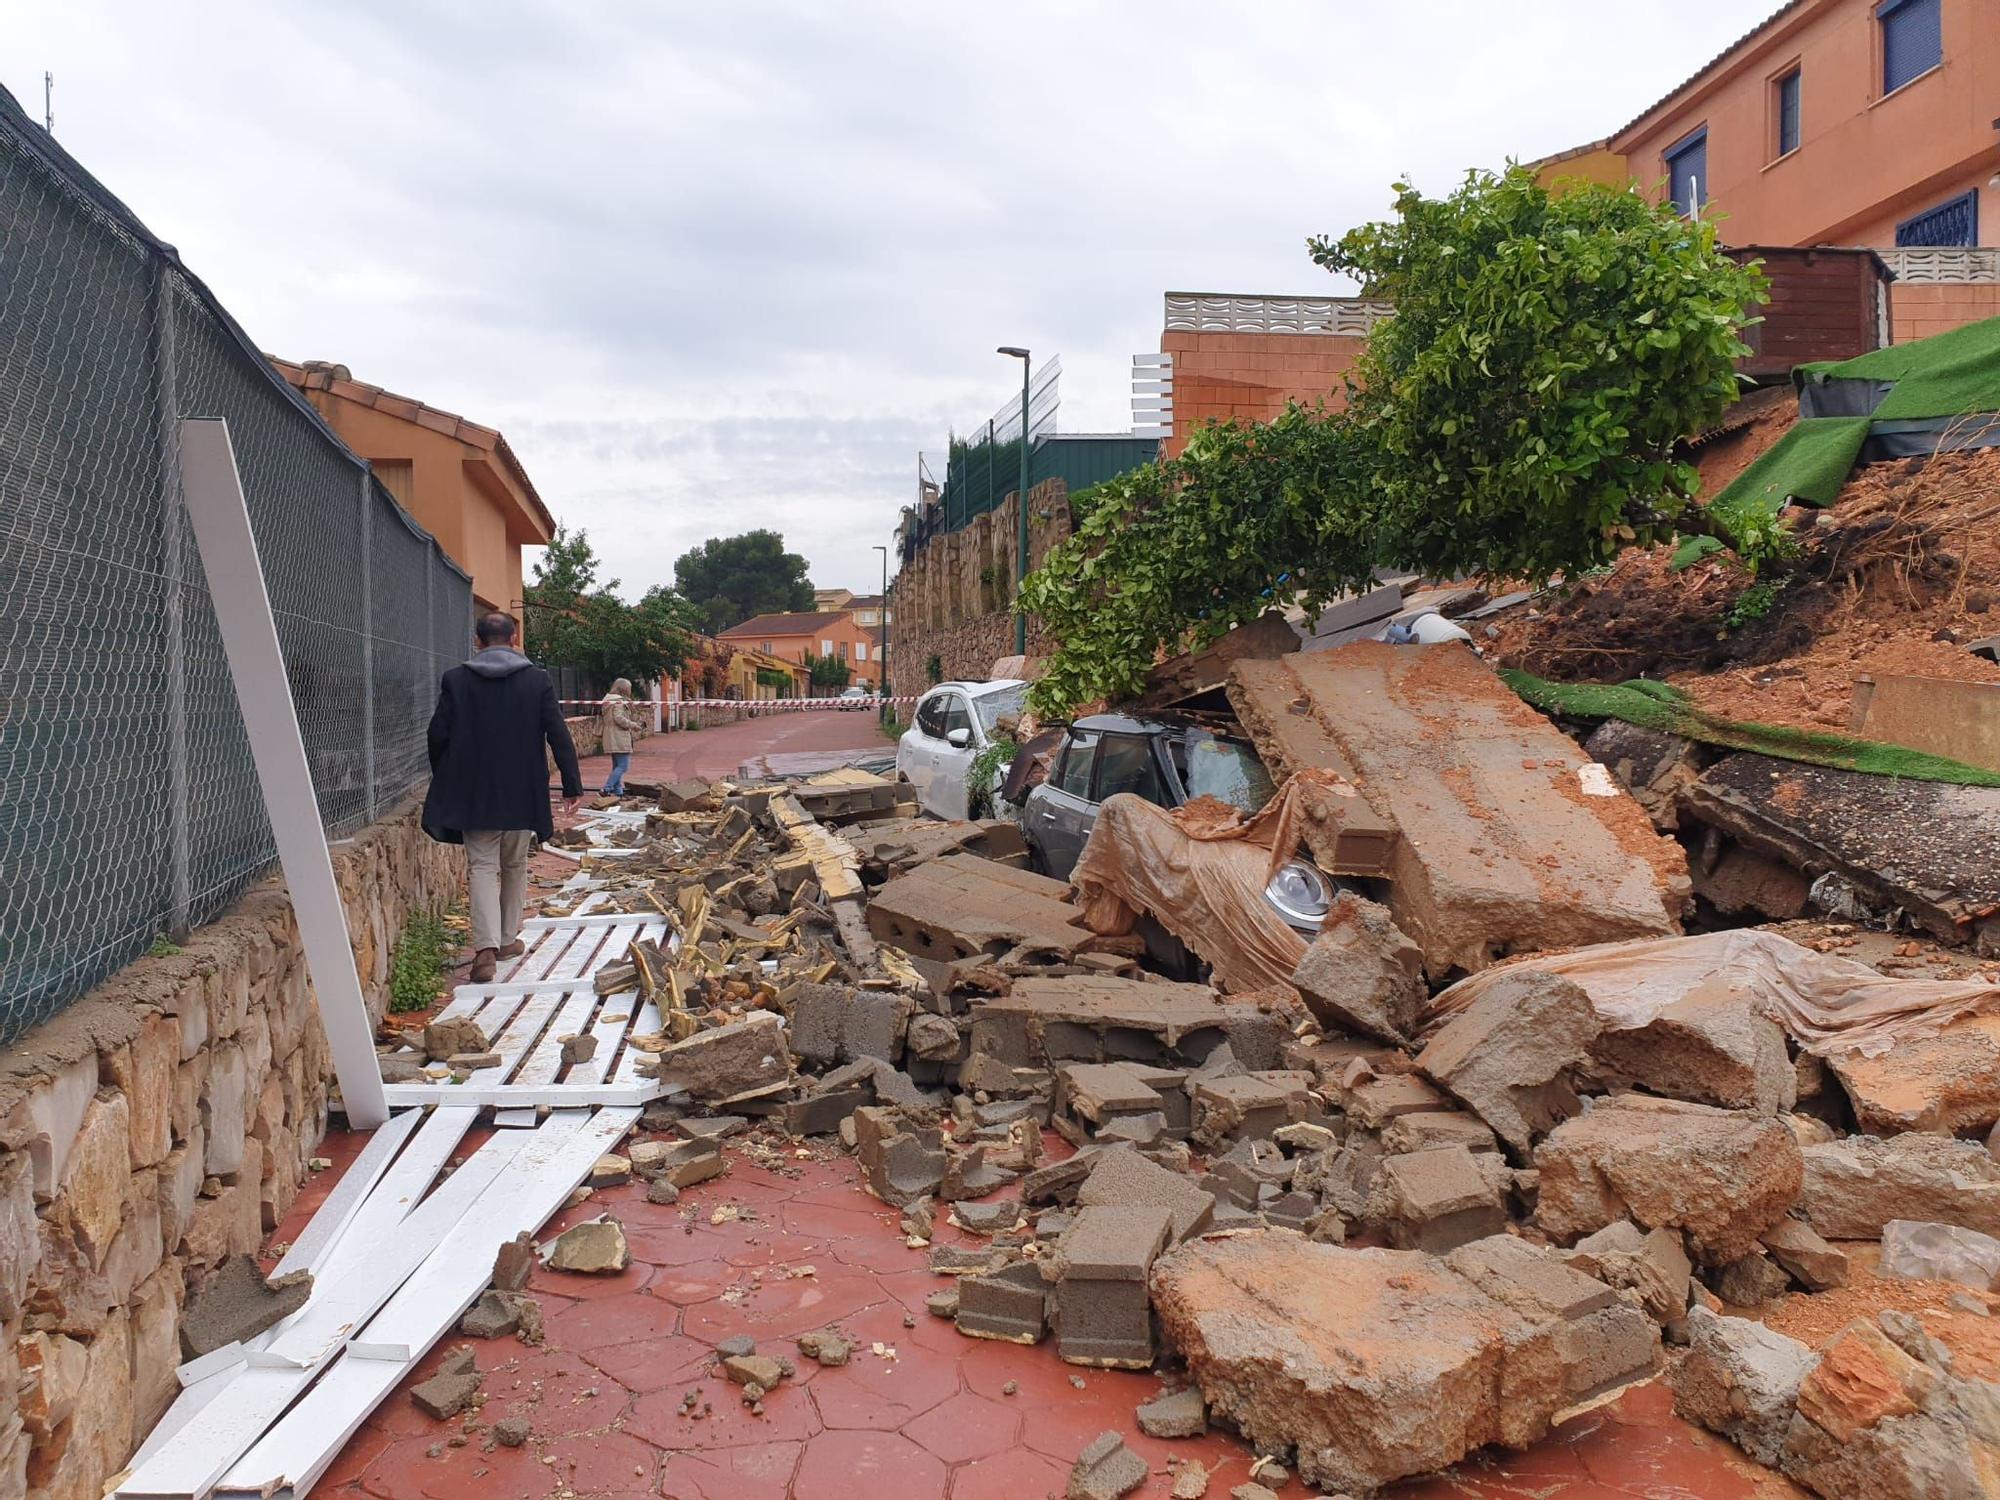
{"left": 852, "top": 1106, "right": 946, "bottom": 1208}
{"left": 640, "top": 1013, "right": 790, "bottom": 1101}
{"left": 1828, "top": 1015, "right": 2000, "bottom": 1136}
{"left": 1760, "top": 1217, "right": 1849, "bottom": 1291}
{"left": 588, "top": 1154, "right": 631, "bottom": 1188}
{"left": 1879, "top": 1219, "right": 2000, "bottom": 1291}
{"left": 956, "top": 1259, "right": 1049, "bottom": 1344}
{"left": 790, "top": 983, "right": 913, "bottom": 1066}
{"left": 1366, "top": 1147, "right": 1512, "bottom": 1255}
{"left": 1341, "top": 1072, "right": 1451, "bottom": 1133}
{"left": 1584, "top": 720, "right": 1701, "bottom": 831}
{"left": 411, "top": 1354, "right": 482, "bottom": 1420}
{"left": 1789, "top": 1315, "right": 1937, "bottom": 1448}
{"left": 1053, "top": 1206, "right": 1175, "bottom": 1368}
{"left": 1534, "top": 1095, "right": 1803, "bottom": 1264}
{"left": 543, "top": 1215, "right": 629, "bottom": 1275}
{"left": 1289, "top": 892, "right": 1427, "bottom": 1044}
{"left": 1798, "top": 1133, "right": 2000, "bottom": 1240}
{"left": 460, "top": 1289, "right": 533, "bottom": 1340}
{"left": 968, "top": 974, "right": 1266, "bottom": 1070}
{"left": 1416, "top": 969, "right": 1602, "bottom": 1159}
{"left": 422, "top": 1016, "right": 487, "bottom": 1061}
{"left": 1171, "top": 1465, "right": 1210, "bottom": 1500}
{"left": 1670, "top": 1306, "right": 1817, "bottom": 1467}
{"left": 492, "top": 1414, "right": 531, "bottom": 1447}
{"left": 630, "top": 1137, "right": 724, "bottom": 1188}
{"left": 1190, "top": 1074, "right": 1307, "bottom": 1150}
{"left": 722, "top": 1353, "right": 786, "bottom": 1389}
{"left": 492, "top": 1232, "right": 534, "bottom": 1292}
{"left": 1152, "top": 1233, "right": 1612, "bottom": 1495}
{"left": 447, "top": 1051, "right": 503, "bottom": 1071}
{"left": 796, "top": 1329, "right": 851, "bottom": 1367}
{"left": 1075, "top": 1147, "right": 1216, "bottom": 1243}
{"left": 659, "top": 777, "right": 714, "bottom": 812}
{"left": 1563, "top": 1220, "right": 1691, "bottom": 1323}
{"left": 1022, "top": 1150, "right": 1107, "bottom": 1207}
{"left": 1590, "top": 989, "right": 1795, "bottom": 1116}
{"left": 1381, "top": 1110, "right": 1499, "bottom": 1156}
{"left": 559, "top": 1032, "right": 598, "bottom": 1067}
{"left": 179, "top": 1255, "right": 312, "bottom": 1359}
{"left": 1136, "top": 1386, "right": 1207, "bottom": 1439}
{"left": 1067, "top": 1432, "right": 1148, "bottom": 1500}
{"left": 1710, "top": 1249, "right": 1792, "bottom": 1307}
{"left": 1061, "top": 1063, "right": 1166, "bottom": 1126}
{"left": 955, "top": 1199, "right": 1023, "bottom": 1235}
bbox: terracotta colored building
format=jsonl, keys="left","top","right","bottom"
{"left": 271, "top": 358, "right": 556, "bottom": 625}
{"left": 1537, "top": 0, "right": 2000, "bottom": 342}
{"left": 716, "top": 609, "right": 884, "bottom": 691}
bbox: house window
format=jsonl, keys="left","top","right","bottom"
{"left": 1666, "top": 128, "right": 1707, "bottom": 216}
{"left": 1897, "top": 190, "right": 1979, "bottom": 247}
{"left": 1879, "top": 0, "right": 1941, "bottom": 95}
{"left": 760, "top": 641, "right": 772, "bottom": 653}
{"left": 836, "top": 640, "right": 849, "bottom": 661}
{"left": 1774, "top": 69, "right": 1801, "bottom": 157}
{"left": 820, "top": 639, "right": 833, "bottom": 656}
{"left": 855, "top": 641, "right": 868, "bottom": 662}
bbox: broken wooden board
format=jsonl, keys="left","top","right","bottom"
{"left": 867, "top": 853, "right": 1110, "bottom": 963}
{"left": 771, "top": 791, "right": 876, "bottom": 965}
{"left": 1684, "top": 752, "right": 2000, "bottom": 944}
{"left": 1231, "top": 644, "right": 1688, "bottom": 977}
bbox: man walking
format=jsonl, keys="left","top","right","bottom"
{"left": 423, "top": 612, "right": 582, "bottom": 982}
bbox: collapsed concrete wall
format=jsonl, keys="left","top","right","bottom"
{"left": 0, "top": 797, "right": 461, "bottom": 1500}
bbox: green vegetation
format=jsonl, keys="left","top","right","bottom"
{"left": 924, "top": 654, "right": 944, "bottom": 686}
{"left": 673, "top": 530, "right": 816, "bottom": 636}
{"left": 966, "top": 738, "right": 1019, "bottom": 818}
{"left": 1503, "top": 673, "right": 2000, "bottom": 786}
{"left": 389, "top": 909, "right": 461, "bottom": 1015}
{"left": 803, "top": 652, "right": 852, "bottom": 690}
{"left": 1723, "top": 579, "right": 1784, "bottom": 631}
{"left": 1021, "top": 167, "right": 1768, "bottom": 715}
{"left": 525, "top": 525, "right": 698, "bottom": 687}
{"left": 147, "top": 934, "right": 183, "bottom": 958}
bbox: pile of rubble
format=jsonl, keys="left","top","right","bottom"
{"left": 407, "top": 638, "right": 2000, "bottom": 1498}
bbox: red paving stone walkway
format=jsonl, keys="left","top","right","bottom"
{"left": 579, "top": 708, "right": 892, "bottom": 788}
{"left": 282, "top": 1130, "right": 1804, "bottom": 1500}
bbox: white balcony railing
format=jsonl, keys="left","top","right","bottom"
{"left": 1878, "top": 247, "right": 2000, "bottom": 284}
{"left": 1164, "top": 292, "right": 1396, "bottom": 336}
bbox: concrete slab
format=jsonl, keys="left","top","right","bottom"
{"left": 868, "top": 854, "right": 1107, "bottom": 961}
{"left": 1229, "top": 644, "right": 1687, "bottom": 976}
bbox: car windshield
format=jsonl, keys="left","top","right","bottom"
{"left": 1180, "top": 735, "right": 1276, "bottom": 814}
{"left": 971, "top": 684, "right": 1029, "bottom": 734}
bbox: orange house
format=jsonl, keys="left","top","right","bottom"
{"left": 716, "top": 610, "right": 883, "bottom": 692}
{"left": 271, "top": 358, "right": 556, "bottom": 626}
{"left": 1538, "top": 0, "right": 2000, "bottom": 342}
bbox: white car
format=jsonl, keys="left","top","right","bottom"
{"left": 896, "top": 679, "right": 1029, "bottom": 819}
{"left": 836, "top": 686, "right": 875, "bottom": 710}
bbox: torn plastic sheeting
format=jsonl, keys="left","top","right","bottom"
{"left": 1071, "top": 768, "right": 1358, "bottom": 995}
{"left": 1423, "top": 928, "right": 2000, "bottom": 1059}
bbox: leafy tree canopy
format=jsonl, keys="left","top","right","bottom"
{"left": 803, "top": 652, "right": 852, "bottom": 691}
{"left": 674, "top": 529, "right": 816, "bottom": 636}
{"left": 1021, "top": 167, "right": 1767, "bottom": 714}
{"left": 525, "top": 525, "right": 698, "bottom": 689}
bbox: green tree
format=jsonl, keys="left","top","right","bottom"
{"left": 673, "top": 530, "right": 816, "bottom": 635}
{"left": 1021, "top": 167, "right": 1767, "bottom": 714}
{"left": 802, "top": 652, "right": 852, "bottom": 692}
{"left": 525, "top": 525, "right": 698, "bottom": 688}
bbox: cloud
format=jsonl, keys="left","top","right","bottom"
{"left": 7, "top": 0, "right": 1777, "bottom": 595}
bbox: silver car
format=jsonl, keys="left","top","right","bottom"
{"left": 1020, "top": 713, "right": 1334, "bottom": 934}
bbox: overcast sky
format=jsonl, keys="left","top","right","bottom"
{"left": 9, "top": 1, "right": 1774, "bottom": 600}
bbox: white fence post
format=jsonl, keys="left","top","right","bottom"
{"left": 177, "top": 418, "right": 389, "bottom": 1129}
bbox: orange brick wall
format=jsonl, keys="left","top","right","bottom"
{"left": 1891, "top": 281, "right": 2000, "bottom": 344}
{"left": 1161, "top": 331, "right": 1365, "bottom": 458}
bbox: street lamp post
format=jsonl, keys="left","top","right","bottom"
{"left": 872, "top": 543, "right": 889, "bottom": 724}
{"left": 998, "top": 346, "right": 1031, "bottom": 656}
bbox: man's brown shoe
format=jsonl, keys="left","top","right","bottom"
{"left": 469, "top": 948, "right": 497, "bottom": 983}
{"left": 498, "top": 939, "right": 526, "bottom": 959}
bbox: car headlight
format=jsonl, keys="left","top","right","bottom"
{"left": 1264, "top": 860, "right": 1332, "bottom": 930}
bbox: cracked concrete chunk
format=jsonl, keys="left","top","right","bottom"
{"left": 1760, "top": 1217, "right": 1849, "bottom": 1292}
{"left": 543, "top": 1214, "right": 629, "bottom": 1275}
{"left": 1365, "top": 1147, "right": 1511, "bottom": 1254}
{"left": 1879, "top": 1219, "right": 2000, "bottom": 1291}
{"left": 1067, "top": 1431, "right": 1148, "bottom": 1500}
{"left": 179, "top": 1254, "right": 312, "bottom": 1359}
{"left": 1534, "top": 1095, "right": 1802, "bottom": 1264}
{"left": 1136, "top": 1386, "right": 1208, "bottom": 1439}
{"left": 638, "top": 1013, "right": 791, "bottom": 1101}
{"left": 1829, "top": 1015, "right": 2000, "bottom": 1136}
{"left": 852, "top": 1106, "right": 946, "bottom": 1208}
{"left": 1798, "top": 1133, "right": 2000, "bottom": 1240}
{"left": 1590, "top": 989, "right": 1795, "bottom": 1116}
{"left": 1417, "top": 969, "right": 1602, "bottom": 1159}
{"left": 1290, "top": 892, "right": 1427, "bottom": 1044}
{"left": 411, "top": 1355, "right": 482, "bottom": 1420}
{"left": 1670, "top": 1306, "right": 1817, "bottom": 1467}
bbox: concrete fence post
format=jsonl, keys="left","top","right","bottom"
{"left": 154, "top": 259, "right": 192, "bottom": 937}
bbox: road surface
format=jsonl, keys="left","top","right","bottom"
{"left": 575, "top": 705, "right": 895, "bottom": 785}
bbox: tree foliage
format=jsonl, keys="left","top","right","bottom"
{"left": 673, "top": 529, "right": 816, "bottom": 635}
{"left": 1021, "top": 167, "right": 1767, "bottom": 714}
{"left": 803, "top": 652, "right": 852, "bottom": 691}
{"left": 524, "top": 525, "right": 698, "bottom": 689}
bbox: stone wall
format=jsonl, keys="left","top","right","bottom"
{"left": 890, "top": 478, "right": 1070, "bottom": 700}
{"left": 0, "top": 797, "right": 463, "bottom": 1500}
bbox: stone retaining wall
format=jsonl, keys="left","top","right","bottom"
{"left": 889, "top": 611, "right": 1055, "bottom": 701}
{"left": 0, "top": 796, "right": 462, "bottom": 1500}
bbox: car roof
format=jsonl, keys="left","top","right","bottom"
{"left": 933, "top": 679, "right": 1027, "bottom": 698}
{"left": 1071, "top": 712, "right": 1181, "bottom": 735}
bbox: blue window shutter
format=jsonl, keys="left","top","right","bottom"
{"left": 1896, "top": 191, "right": 1979, "bottom": 248}
{"left": 1666, "top": 130, "right": 1708, "bottom": 216}
{"left": 1879, "top": 0, "right": 1942, "bottom": 94}
{"left": 1777, "top": 70, "right": 1801, "bottom": 156}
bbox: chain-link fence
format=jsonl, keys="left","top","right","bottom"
{"left": 0, "top": 85, "right": 472, "bottom": 1045}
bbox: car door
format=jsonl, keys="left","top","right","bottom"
{"left": 929, "top": 691, "right": 978, "bottom": 820}
{"left": 1024, "top": 728, "right": 1099, "bottom": 878}
{"left": 897, "top": 689, "right": 947, "bottom": 806}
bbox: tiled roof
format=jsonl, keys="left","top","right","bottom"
{"left": 269, "top": 356, "right": 555, "bottom": 536}
{"left": 1610, "top": 0, "right": 1807, "bottom": 144}
{"left": 717, "top": 611, "right": 850, "bottom": 638}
